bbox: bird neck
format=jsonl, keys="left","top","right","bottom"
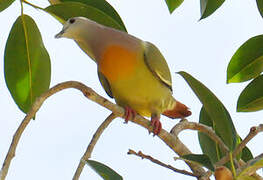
{"left": 75, "top": 23, "right": 105, "bottom": 63}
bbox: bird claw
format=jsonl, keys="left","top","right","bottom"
{"left": 124, "top": 107, "right": 137, "bottom": 123}
{"left": 150, "top": 116, "right": 162, "bottom": 135}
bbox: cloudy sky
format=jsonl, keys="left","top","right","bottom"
{"left": 1, "top": 0, "right": 263, "bottom": 179}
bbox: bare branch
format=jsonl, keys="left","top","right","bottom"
{"left": 0, "top": 81, "right": 206, "bottom": 180}
{"left": 72, "top": 113, "right": 117, "bottom": 180}
{"left": 127, "top": 149, "right": 198, "bottom": 178}
{"left": 170, "top": 119, "right": 229, "bottom": 154}
{"left": 234, "top": 125, "right": 263, "bottom": 158}
{"left": 216, "top": 124, "right": 263, "bottom": 166}
{"left": 199, "top": 171, "right": 213, "bottom": 180}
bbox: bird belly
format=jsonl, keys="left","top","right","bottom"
{"left": 98, "top": 44, "right": 174, "bottom": 117}
{"left": 110, "top": 62, "right": 173, "bottom": 117}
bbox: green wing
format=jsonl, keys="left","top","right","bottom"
{"left": 143, "top": 41, "right": 172, "bottom": 91}
{"left": 98, "top": 70, "right": 113, "bottom": 98}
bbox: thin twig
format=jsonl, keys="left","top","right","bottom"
{"left": 234, "top": 125, "right": 263, "bottom": 159}
{"left": 216, "top": 124, "right": 263, "bottom": 166}
{"left": 72, "top": 113, "right": 117, "bottom": 180}
{"left": 0, "top": 81, "right": 205, "bottom": 180}
{"left": 127, "top": 149, "right": 198, "bottom": 178}
{"left": 236, "top": 153, "right": 263, "bottom": 179}
{"left": 199, "top": 171, "right": 213, "bottom": 180}
{"left": 22, "top": 0, "right": 45, "bottom": 10}
{"left": 170, "top": 120, "right": 229, "bottom": 154}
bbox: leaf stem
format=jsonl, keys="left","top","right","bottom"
{"left": 22, "top": 0, "right": 45, "bottom": 10}
{"left": 21, "top": 0, "right": 65, "bottom": 24}
{"left": 229, "top": 152, "right": 236, "bottom": 178}
{"left": 20, "top": 0, "right": 24, "bottom": 15}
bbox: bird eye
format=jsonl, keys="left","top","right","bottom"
{"left": 69, "top": 18, "right": 75, "bottom": 24}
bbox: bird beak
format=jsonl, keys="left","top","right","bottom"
{"left": 55, "top": 29, "right": 64, "bottom": 38}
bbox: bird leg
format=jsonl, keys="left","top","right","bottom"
{"left": 124, "top": 106, "right": 137, "bottom": 123}
{"left": 151, "top": 114, "right": 162, "bottom": 135}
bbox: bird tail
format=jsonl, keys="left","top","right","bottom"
{"left": 162, "top": 100, "right": 191, "bottom": 119}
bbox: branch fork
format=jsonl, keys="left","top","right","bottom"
{"left": 1, "top": 81, "right": 262, "bottom": 180}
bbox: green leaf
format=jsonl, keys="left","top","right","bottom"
{"left": 4, "top": 15, "right": 51, "bottom": 113}
{"left": 181, "top": 154, "right": 214, "bottom": 171}
{"left": 198, "top": 107, "right": 221, "bottom": 164}
{"left": 0, "top": 0, "right": 15, "bottom": 12}
{"left": 165, "top": 0, "right": 184, "bottom": 14}
{"left": 257, "top": 0, "right": 263, "bottom": 18}
{"left": 237, "top": 155, "right": 263, "bottom": 179}
{"left": 45, "top": 2, "right": 126, "bottom": 32}
{"left": 241, "top": 146, "right": 253, "bottom": 163}
{"left": 178, "top": 71, "right": 237, "bottom": 150}
{"left": 227, "top": 35, "right": 263, "bottom": 83}
{"left": 237, "top": 176, "right": 258, "bottom": 180}
{"left": 200, "top": 0, "right": 225, "bottom": 19}
{"left": 237, "top": 75, "right": 263, "bottom": 112}
{"left": 86, "top": 160, "right": 123, "bottom": 180}
{"left": 236, "top": 136, "right": 253, "bottom": 163}
{"left": 59, "top": 0, "right": 126, "bottom": 32}
{"left": 236, "top": 136, "right": 242, "bottom": 160}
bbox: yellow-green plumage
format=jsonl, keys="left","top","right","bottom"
{"left": 55, "top": 17, "right": 191, "bottom": 134}
{"left": 98, "top": 41, "right": 175, "bottom": 117}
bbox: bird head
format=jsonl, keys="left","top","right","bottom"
{"left": 55, "top": 17, "right": 88, "bottom": 40}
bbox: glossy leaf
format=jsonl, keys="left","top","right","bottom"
{"left": 0, "top": 0, "right": 15, "bottom": 12}
{"left": 87, "top": 160, "right": 123, "bottom": 180}
{"left": 236, "top": 135, "right": 253, "bottom": 163}
{"left": 241, "top": 146, "right": 253, "bottom": 163}
{"left": 178, "top": 71, "right": 237, "bottom": 150}
{"left": 237, "top": 155, "right": 263, "bottom": 179}
{"left": 45, "top": 2, "right": 126, "bottom": 31}
{"left": 227, "top": 35, "right": 263, "bottom": 83}
{"left": 200, "top": 0, "right": 225, "bottom": 19}
{"left": 4, "top": 15, "right": 51, "bottom": 113}
{"left": 182, "top": 154, "right": 214, "bottom": 171}
{"left": 257, "top": 0, "right": 263, "bottom": 18}
{"left": 59, "top": 0, "right": 126, "bottom": 31}
{"left": 165, "top": 0, "right": 184, "bottom": 14}
{"left": 198, "top": 107, "right": 221, "bottom": 164}
{"left": 237, "top": 75, "right": 263, "bottom": 112}
{"left": 199, "top": 108, "right": 252, "bottom": 169}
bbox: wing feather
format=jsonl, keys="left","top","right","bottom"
{"left": 98, "top": 70, "right": 113, "bottom": 98}
{"left": 143, "top": 41, "right": 172, "bottom": 91}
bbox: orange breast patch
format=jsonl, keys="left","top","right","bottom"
{"left": 99, "top": 45, "right": 137, "bottom": 82}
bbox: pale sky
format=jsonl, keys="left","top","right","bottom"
{"left": 1, "top": 0, "right": 263, "bottom": 179}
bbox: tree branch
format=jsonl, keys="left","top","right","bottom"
{"left": 170, "top": 119, "right": 229, "bottom": 154}
{"left": 236, "top": 153, "right": 263, "bottom": 179}
{"left": 0, "top": 81, "right": 205, "bottom": 180}
{"left": 216, "top": 124, "right": 263, "bottom": 166}
{"left": 127, "top": 149, "right": 198, "bottom": 178}
{"left": 72, "top": 113, "right": 117, "bottom": 180}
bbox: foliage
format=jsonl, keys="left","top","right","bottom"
{"left": 181, "top": 154, "right": 214, "bottom": 171}
{"left": 86, "top": 160, "right": 123, "bottom": 180}
{"left": 1, "top": 0, "right": 263, "bottom": 179}
{"left": 4, "top": 15, "right": 51, "bottom": 113}
{"left": 178, "top": 71, "right": 237, "bottom": 151}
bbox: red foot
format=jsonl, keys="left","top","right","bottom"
{"left": 124, "top": 107, "right": 137, "bottom": 123}
{"left": 151, "top": 116, "right": 162, "bottom": 135}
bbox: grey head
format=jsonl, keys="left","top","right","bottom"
{"left": 55, "top": 17, "right": 91, "bottom": 40}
